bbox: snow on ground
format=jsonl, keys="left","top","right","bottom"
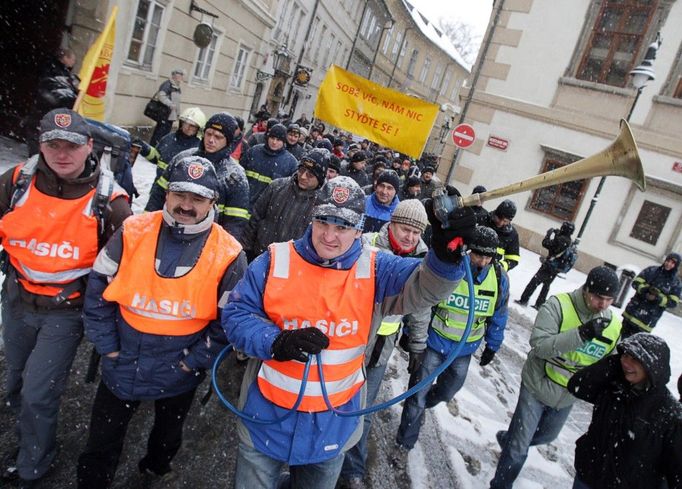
{"left": 384, "top": 247, "right": 682, "bottom": 489}
{"left": 1, "top": 134, "right": 680, "bottom": 488}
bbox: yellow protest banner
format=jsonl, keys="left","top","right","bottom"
{"left": 314, "top": 65, "right": 439, "bottom": 158}
{"left": 75, "top": 6, "right": 118, "bottom": 120}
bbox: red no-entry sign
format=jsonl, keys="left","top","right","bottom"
{"left": 452, "top": 123, "right": 476, "bottom": 148}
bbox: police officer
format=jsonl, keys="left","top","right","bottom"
{"left": 222, "top": 177, "right": 478, "bottom": 489}
{"left": 0, "top": 108, "right": 131, "bottom": 487}
{"left": 396, "top": 226, "right": 510, "bottom": 450}
{"left": 77, "top": 156, "right": 247, "bottom": 487}
{"left": 490, "top": 266, "right": 622, "bottom": 489}
{"left": 484, "top": 200, "right": 520, "bottom": 271}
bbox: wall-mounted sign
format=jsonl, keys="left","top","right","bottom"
{"left": 673, "top": 161, "right": 682, "bottom": 173}
{"left": 487, "top": 135, "right": 509, "bottom": 151}
{"left": 294, "top": 67, "right": 312, "bottom": 86}
{"left": 452, "top": 123, "right": 475, "bottom": 148}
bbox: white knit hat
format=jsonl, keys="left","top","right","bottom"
{"left": 391, "top": 200, "right": 428, "bottom": 232}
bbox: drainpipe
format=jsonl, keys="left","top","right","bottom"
{"left": 368, "top": 19, "right": 394, "bottom": 80}
{"left": 445, "top": 0, "right": 505, "bottom": 185}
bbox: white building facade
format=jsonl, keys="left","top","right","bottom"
{"left": 448, "top": 0, "right": 682, "bottom": 272}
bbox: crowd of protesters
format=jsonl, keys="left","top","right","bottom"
{"left": 2, "top": 103, "right": 680, "bottom": 489}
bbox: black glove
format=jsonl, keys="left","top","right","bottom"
{"left": 271, "top": 328, "right": 330, "bottom": 362}
{"left": 578, "top": 317, "right": 610, "bottom": 342}
{"left": 425, "top": 199, "right": 478, "bottom": 264}
{"left": 638, "top": 285, "right": 651, "bottom": 296}
{"left": 646, "top": 287, "right": 661, "bottom": 302}
{"left": 407, "top": 351, "right": 425, "bottom": 374}
{"left": 479, "top": 346, "right": 496, "bottom": 366}
{"left": 398, "top": 332, "right": 410, "bottom": 353}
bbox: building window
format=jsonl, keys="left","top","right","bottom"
{"left": 230, "top": 45, "right": 251, "bottom": 90}
{"left": 431, "top": 63, "right": 443, "bottom": 90}
{"left": 127, "top": 0, "right": 165, "bottom": 70}
{"left": 399, "top": 40, "right": 408, "bottom": 68}
{"left": 273, "top": 0, "right": 291, "bottom": 41}
{"left": 674, "top": 77, "right": 682, "bottom": 98}
{"left": 382, "top": 26, "right": 393, "bottom": 54}
{"left": 391, "top": 31, "right": 403, "bottom": 61}
{"left": 406, "top": 49, "right": 419, "bottom": 78}
{"left": 529, "top": 151, "right": 587, "bottom": 221}
{"left": 193, "top": 31, "right": 219, "bottom": 82}
{"left": 575, "top": 0, "right": 657, "bottom": 87}
{"left": 324, "top": 33, "right": 335, "bottom": 67}
{"left": 440, "top": 70, "right": 452, "bottom": 96}
{"left": 629, "top": 200, "right": 671, "bottom": 245}
{"left": 419, "top": 57, "right": 431, "bottom": 84}
{"left": 313, "top": 25, "right": 327, "bottom": 63}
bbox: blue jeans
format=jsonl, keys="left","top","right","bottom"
{"left": 489, "top": 383, "right": 573, "bottom": 489}
{"left": 396, "top": 348, "right": 471, "bottom": 449}
{"left": 340, "top": 360, "right": 388, "bottom": 479}
{"left": 234, "top": 442, "right": 345, "bottom": 489}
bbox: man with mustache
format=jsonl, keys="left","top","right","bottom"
{"left": 77, "top": 156, "right": 247, "bottom": 488}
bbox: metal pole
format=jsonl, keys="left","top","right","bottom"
{"left": 574, "top": 86, "right": 642, "bottom": 245}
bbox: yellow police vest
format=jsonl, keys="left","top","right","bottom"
{"left": 544, "top": 293, "right": 621, "bottom": 387}
{"left": 432, "top": 264, "right": 499, "bottom": 343}
{"left": 368, "top": 232, "right": 403, "bottom": 337}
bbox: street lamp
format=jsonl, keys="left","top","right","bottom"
{"left": 255, "top": 44, "right": 291, "bottom": 82}
{"left": 574, "top": 34, "right": 661, "bottom": 245}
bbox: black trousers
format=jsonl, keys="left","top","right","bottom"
{"left": 77, "top": 381, "right": 196, "bottom": 488}
{"left": 520, "top": 263, "right": 558, "bottom": 307}
{"left": 149, "top": 119, "right": 173, "bottom": 146}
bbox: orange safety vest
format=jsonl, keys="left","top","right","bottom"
{"left": 0, "top": 169, "right": 121, "bottom": 298}
{"left": 259, "top": 241, "right": 376, "bottom": 412}
{"left": 103, "top": 212, "right": 242, "bottom": 336}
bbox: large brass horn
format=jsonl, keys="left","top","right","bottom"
{"left": 458, "top": 119, "right": 646, "bottom": 208}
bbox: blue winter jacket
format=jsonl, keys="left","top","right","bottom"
{"left": 362, "top": 193, "right": 399, "bottom": 233}
{"left": 241, "top": 143, "right": 298, "bottom": 210}
{"left": 222, "top": 226, "right": 465, "bottom": 465}
{"left": 83, "top": 211, "right": 247, "bottom": 401}
{"left": 427, "top": 260, "right": 510, "bottom": 357}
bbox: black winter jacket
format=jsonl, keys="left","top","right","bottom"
{"left": 568, "top": 337, "right": 682, "bottom": 488}
{"left": 35, "top": 57, "right": 80, "bottom": 114}
{"left": 240, "top": 175, "right": 318, "bottom": 261}
{"left": 624, "top": 254, "right": 681, "bottom": 330}
{"left": 483, "top": 213, "right": 520, "bottom": 270}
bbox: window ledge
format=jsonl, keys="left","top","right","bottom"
{"left": 652, "top": 94, "right": 682, "bottom": 108}
{"left": 558, "top": 76, "right": 633, "bottom": 98}
{"left": 121, "top": 63, "right": 158, "bottom": 80}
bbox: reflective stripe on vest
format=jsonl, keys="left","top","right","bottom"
{"left": 259, "top": 241, "right": 375, "bottom": 411}
{"left": 377, "top": 314, "right": 401, "bottom": 336}
{"left": 622, "top": 311, "right": 652, "bottom": 332}
{"left": 102, "top": 212, "right": 242, "bottom": 336}
{"left": 544, "top": 293, "right": 621, "bottom": 387}
{"left": 0, "top": 176, "right": 100, "bottom": 297}
{"left": 369, "top": 233, "right": 401, "bottom": 336}
{"left": 245, "top": 170, "right": 273, "bottom": 184}
{"left": 432, "top": 265, "right": 498, "bottom": 343}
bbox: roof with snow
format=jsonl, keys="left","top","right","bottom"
{"left": 402, "top": 0, "right": 471, "bottom": 71}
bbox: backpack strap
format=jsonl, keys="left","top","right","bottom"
{"left": 8, "top": 154, "right": 40, "bottom": 210}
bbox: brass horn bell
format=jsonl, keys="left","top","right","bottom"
{"left": 459, "top": 119, "right": 646, "bottom": 209}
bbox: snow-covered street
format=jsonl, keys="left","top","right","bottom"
{"left": 1, "top": 134, "right": 680, "bottom": 488}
